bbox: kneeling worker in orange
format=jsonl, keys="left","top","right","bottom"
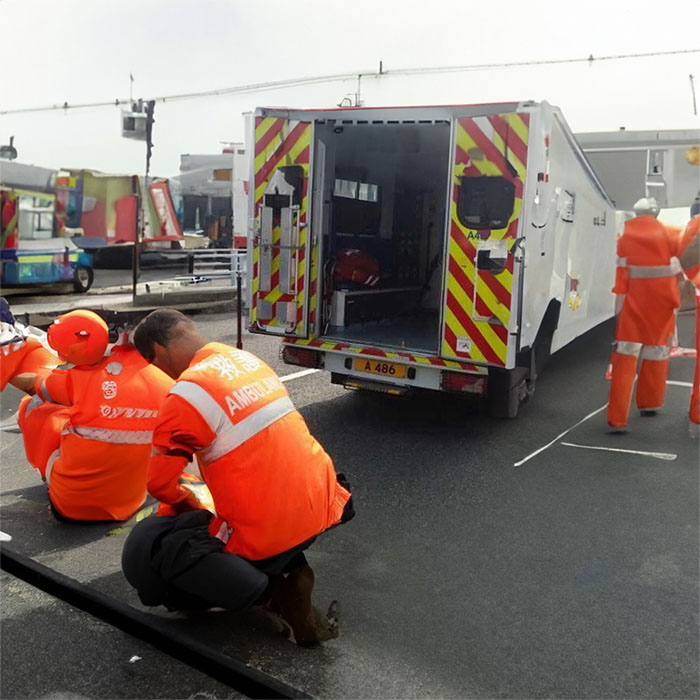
{"left": 607, "top": 197, "right": 682, "bottom": 430}
{"left": 0, "top": 297, "right": 59, "bottom": 393}
{"left": 17, "top": 310, "right": 173, "bottom": 521}
{"left": 121, "top": 309, "right": 355, "bottom": 646}
{"left": 678, "top": 209, "right": 700, "bottom": 424}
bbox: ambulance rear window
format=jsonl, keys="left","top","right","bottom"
{"left": 458, "top": 176, "right": 515, "bottom": 230}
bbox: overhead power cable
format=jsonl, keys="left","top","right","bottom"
{"left": 1, "top": 47, "right": 698, "bottom": 116}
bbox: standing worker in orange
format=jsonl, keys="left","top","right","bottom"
{"left": 678, "top": 203, "right": 700, "bottom": 425}
{"left": 17, "top": 309, "right": 173, "bottom": 521}
{"left": 607, "top": 197, "right": 682, "bottom": 430}
{"left": 121, "top": 309, "right": 354, "bottom": 646}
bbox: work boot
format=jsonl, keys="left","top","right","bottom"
{"left": 263, "top": 562, "right": 339, "bottom": 647}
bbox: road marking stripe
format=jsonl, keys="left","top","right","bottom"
{"left": 0, "top": 531, "right": 12, "bottom": 542}
{"left": 667, "top": 380, "right": 693, "bottom": 387}
{"left": 0, "top": 410, "right": 19, "bottom": 431}
{"left": 279, "top": 368, "right": 319, "bottom": 383}
{"left": 513, "top": 404, "right": 607, "bottom": 468}
{"left": 561, "top": 442, "right": 677, "bottom": 461}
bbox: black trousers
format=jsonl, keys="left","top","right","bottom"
{"left": 121, "top": 510, "right": 312, "bottom": 613}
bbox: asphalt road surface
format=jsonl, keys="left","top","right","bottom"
{"left": 1, "top": 309, "right": 698, "bottom": 699}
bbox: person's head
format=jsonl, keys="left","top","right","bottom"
{"left": 133, "top": 308, "right": 205, "bottom": 379}
{"left": 632, "top": 197, "right": 660, "bottom": 218}
{"left": 47, "top": 310, "right": 109, "bottom": 366}
{"left": 690, "top": 195, "right": 700, "bottom": 219}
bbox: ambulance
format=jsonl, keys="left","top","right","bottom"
{"left": 247, "top": 101, "right": 617, "bottom": 416}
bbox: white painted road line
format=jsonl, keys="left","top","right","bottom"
{"left": 279, "top": 368, "right": 320, "bottom": 383}
{"left": 513, "top": 404, "right": 607, "bottom": 468}
{"left": 561, "top": 442, "right": 677, "bottom": 461}
{"left": 667, "top": 380, "right": 693, "bottom": 387}
{"left": 0, "top": 410, "right": 19, "bottom": 431}
{"left": 0, "top": 531, "right": 12, "bottom": 542}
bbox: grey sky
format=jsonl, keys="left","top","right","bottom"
{"left": 1, "top": 0, "right": 699, "bottom": 177}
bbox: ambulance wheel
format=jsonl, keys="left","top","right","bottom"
{"left": 487, "top": 367, "right": 528, "bottom": 418}
{"left": 73, "top": 265, "right": 94, "bottom": 293}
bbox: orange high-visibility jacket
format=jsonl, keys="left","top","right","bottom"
{"left": 612, "top": 216, "right": 681, "bottom": 345}
{"left": 679, "top": 215, "right": 700, "bottom": 285}
{"left": 28, "top": 345, "right": 173, "bottom": 520}
{"left": 149, "top": 342, "right": 351, "bottom": 561}
{"left": 1, "top": 331, "right": 59, "bottom": 391}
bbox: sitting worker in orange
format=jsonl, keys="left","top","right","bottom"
{"left": 678, "top": 207, "right": 700, "bottom": 425}
{"left": 607, "top": 197, "right": 682, "bottom": 430}
{"left": 0, "top": 297, "right": 59, "bottom": 393}
{"left": 121, "top": 309, "right": 354, "bottom": 646}
{"left": 17, "top": 310, "right": 173, "bottom": 521}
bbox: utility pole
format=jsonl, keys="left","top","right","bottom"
{"left": 131, "top": 100, "right": 155, "bottom": 298}
{"left": 690, "top": 74, "right": 697, "bottom": 116}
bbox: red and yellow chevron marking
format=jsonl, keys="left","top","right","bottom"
{"left": 251, "top": 117, "right": 312, "bottom": 333}
{"left": 284, "top": 337, "right": 488, "bottom": 374}
{"left": 441, "top": 113, "right": 529, "bottom": 366}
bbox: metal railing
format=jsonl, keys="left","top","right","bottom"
{"left": 174, "top": 248, "right": 248, "bottom": 294}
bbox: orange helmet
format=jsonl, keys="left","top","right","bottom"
{"left": 47, "top": 310, "right": 109, "bottom": 366}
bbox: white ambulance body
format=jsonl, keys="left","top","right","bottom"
{"left": 247, "top": 101, "right": 616, "bottom": 416}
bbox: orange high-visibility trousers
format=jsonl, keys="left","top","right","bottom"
{"left": 679, "top": 217, "right": 700, "bottom": 425}
{"left": 607, "top": 342, "right": 670, "bottom": 429}
{"left": 691, "top": 296, "right": 700, "bottom": 424}
{"left": 18, "top": 394, "right": 70, "bottom": 479}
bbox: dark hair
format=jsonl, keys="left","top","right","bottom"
{"left": 133, "top": 308, "right": 195, "bottom": 362}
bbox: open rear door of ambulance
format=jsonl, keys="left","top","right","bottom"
{"left": 249, "top": 112, "right": 313, "bottom": 337}
{"left": 439, "top": 108, "right": 531, "bottom": 369}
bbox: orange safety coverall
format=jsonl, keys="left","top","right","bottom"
{"left": 0, "top": 333, "right": 58, "bottom": 391}
{"left": 18, "top": 344, "right": 173, "bottom": 520}
{"left": 148, "top": 342, "right": 351, "bottom": 561}
{"left": 678, "top": 215, "right": 700, "bottom": 423}
{"left": 607, "top": 215, "right": 681, "bottom": 428}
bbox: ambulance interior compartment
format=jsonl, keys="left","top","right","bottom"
{"left": 316, "top": 120, "right": 451, "bottom": 354}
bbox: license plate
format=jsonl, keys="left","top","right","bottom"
{"left": 353, "top": 358, "right": 406, "bottom": 378}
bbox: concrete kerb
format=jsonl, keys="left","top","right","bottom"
{"left": 9, "top": 287, "right": 238, "bottom": 329}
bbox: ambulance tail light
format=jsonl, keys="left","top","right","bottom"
{"left": 440, "top": 371, "right": 487, "bottom": 395}
{"left": 282, "top": 346, "right": 322, "bottom": 368}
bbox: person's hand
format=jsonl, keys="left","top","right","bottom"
{"left": 8, "top": 373, "right": 37, "bottom": 395}
{"left": 179, "top": 477, "right": 216, "bottom": 514}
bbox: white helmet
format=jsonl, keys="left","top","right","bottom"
{"left": 632, "top": 197, "right": 660, "bottom": 218}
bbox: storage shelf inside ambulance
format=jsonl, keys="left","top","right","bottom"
{"left": 319, "top": 121, "right": 450, "bottom": 355}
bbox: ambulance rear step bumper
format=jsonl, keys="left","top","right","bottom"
{"left": 331, "top": 372, "right": 411, "bottom": 396}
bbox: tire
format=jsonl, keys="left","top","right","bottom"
{"left": 486, "top": 367, "right": 528, "bottom": 418}
{"left": 73, "top": 265, "right": 94, "bottom": 293}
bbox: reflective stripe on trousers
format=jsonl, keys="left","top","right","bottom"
{"left": 170, "top": 380, "right": 295, "bottom": 466}
{"left": 640, "top": 345, "right": 670, "bottom": 361}
{"left": 45, "top": 449, "right": 60, "bottom": 484}
{"left": 615, "top": 341, "right": 642, "bottom": 357}
{"left": 65, "top": 425, "right": 154, "bottom": 444}
{"left": 614, "top": 342, "right": 669, "bottom": 360}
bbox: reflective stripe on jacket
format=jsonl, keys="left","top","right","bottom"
{"left": 149, "top": 342, "right": 351, "bottom": 561}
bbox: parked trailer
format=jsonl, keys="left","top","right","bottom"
{"left": 1, "top": 187, "right": 94, "bottom": 293}
{"left": 247, "top": 101, "right": 616, "bottom": 416}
